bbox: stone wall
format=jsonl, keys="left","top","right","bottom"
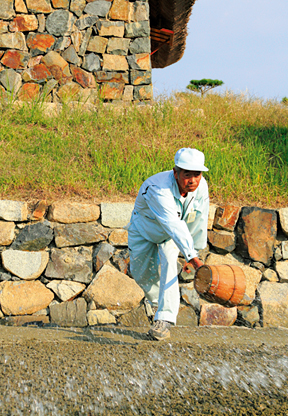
{"left": 0, "top": 199, "right": 287, "bottom": 329}
{"left": 0, "top": 0, "right": 152, "bottom": 103}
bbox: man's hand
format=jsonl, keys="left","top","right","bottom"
{"left": 183, "top": 257, "right": 204, "bottom": 273}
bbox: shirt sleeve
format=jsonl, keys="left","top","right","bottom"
{"left": 143, "top": 186, "right": 198, "bottom": 261}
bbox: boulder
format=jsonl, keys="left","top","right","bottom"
{"left": 133, "top": 1, "right": 149, "bottom": 22}
{"left": 84, "top": 264, "right": 144, "bottom": 311}
{"left": 123, "top": 85, "right": 133, "bottom": 101}
{"left": 207, "top": 230, "right": 236, "bottom": 254}
{"left": 48, "top": 201, "right": 100, "bottom": 223}
{"left": 258, "top": 281, "right": 288, "bottom": 327}
{"left": 53, "top": 36, "right": 71, "bottom": 52}
{"left": 108, "top": 229, "right": 128, "bottom": 246}
{"left": 87, "top": 309, "right": 116, "bottom": 325}
{"left": 213, "top": 205, "right": 241, "bottom": 231}
{"left": 0, "top": 221, "right": 15, "bottom": 246}
{"left": 45, "top": 246, "right": 93, "bottom": 284}
{"left": 51, "top": 0, "right": 69, "bottom": 7}
{"left": 101, "top": 202, "right": 133, "bottom": 228}
{"left": 93, "top": 242, "right": 115, "bottom": 272}
{"left": 56, "top": 81, "right": 83, "bottom": 102}
{"left": 0, "top": 21, "right": 8, "bottom": 34}
{"left": 46, "top": 279, "right": 86, "bottom": 301}
{"left": 236, "top": 207, "right": 277, "bottom": 265}
{"left": 2, "top": 250, "right": 49, "bottom": 280}
{"left": 37, "top": 13, "right": 45, "bottom": 32}
{"left": 54, "top": 222, "right": 108, "bottom": 248}
{"left": 118, "top": 303, "right": 150, "bottom": 327}
{"left": 11, "top": 222, "right": 53, "bottom": 251}
{"left": 22, "top": 63, "right": 52, "bottom": 83}
{"left": 279, "top": 208, "right": 288, "bottom": 237}
{"left": 276, "top": 261, "right": 288, "bottom": 282}
{"left": 50, "top": 298, "right": 87, "bottom": 327}
{"left": 31, "top": 200, "right": 48, "bottom": 221}
{"left": 199, "top": 303, "right": 237, "bottom": 326}
{"left": 0, "top": 280, "right": 54, "bottom": 315}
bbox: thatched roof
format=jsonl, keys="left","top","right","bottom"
{"left": 149, "top": 0, "right": 197, "bottom": 68}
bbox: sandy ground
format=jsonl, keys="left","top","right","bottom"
{"left": 0, "top": 324, "right": 288, "bottom": 415}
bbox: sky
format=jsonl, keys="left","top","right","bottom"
{"left": 152, "top": 0, "right": 288, "bottom": 101}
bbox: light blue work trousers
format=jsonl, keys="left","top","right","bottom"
{"left": 128, "top": 222, "right": 180, "bottom": 324}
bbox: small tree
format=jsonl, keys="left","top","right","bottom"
{"left": 186, "top": 79, "right": 224, "bottom": 97}
{"left": 281, "top": 97, "right": 288, "bottom": 105}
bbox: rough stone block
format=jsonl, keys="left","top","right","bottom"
{"left": 1, "top": 50, "right": 30, "bottom": 70}
{"left": 95, "top": 70, "right": 129, "bottom": 83}
{"left": 84, "top": 1, "right": 112, "bottom": 17}
{"left": 93, "top": 242, "right": 115, "bottom": 272}
{"left": 101, "top": 202, "right": 134, "bottom": 228}
{"left": 213, "top": 205, "right": 241, "bottom": 231}
{"left": 108, "top": 229, "right": 128, "bottom": 246}
{"left": 70, "top": 0, "right": 86, "bottom": 17}
{"left": 107, "top": 37, "right": 130, "bottom": 55}
{"left": 279, "top": 208, "right": 288, "bottom": 237}
{"left": 11, "top": 222, "right": 53, "bottom": 251}
{"left": 177, "top": 304, "right": 198, "bottom": 327}
{"left": 2, "top": 250, "right": 49, "bottom": 280}
{"left": 133, "top": 1, "right": 149, "bottom": 22}
{"left": 15, "top": 0, "right": 28, "bottom": 13}
{"left": 282, "top": 241, "right": 288, "bottom": 260}
{"left": 208, "top": 204, "right": 217, "bottom": 230}
{"left": 9, "top": 15, "right": 38, "bottom": 32}
{"left": 53, "top": 36, "right": 71, "bottom": 52}
{"left": 75, "top": 15, "right": 98, "bottom": 30}
{"left": 84, "top": 264, "right": 144, "bottom": 311}
{"left": 1, "top": 315, "right": 49, "bottom": 326}
{"left": 54, "top": 222, "right": 108, "bottom": 248}
{"left": 47, "top": 280, "right": 86, "bottom": 301}
{"left": 199, "top": 303, "right": 237, "bottom": 326}
{"left": 118, "top": 304, "right": 150, "bottom": 327}
{"left": 236, "top": 207, "right": 277, "bottom": 266}
{"left": 71, "top": 30, "right": 82, "bottom": 52}
{"left": 102, "top": 54, "right": 128, "bottom": 71}
{"left": 237, "top": 305, "right": 260, "bottom": 328}
{"left": 0, "top": 32, "right": 26, "bottom": 51}
{"left": 42, "top": 51, "right": 71, "bottom": 84}
{"left": 26, "top": 33, "right": 56, "bottom": 56}
{"left": 130, "top": 69, "right": 151, "bottom": 85}
{"left": 97, "top": 20, "right": 124, "bottom": 37}
{"left": 46, "top": 10, "right": 76, "bottom": 36}
{"left": 87, "top": 309, "right": 116, "bottom": 325}
{"left": 62, "top": 45, "right": 81, "bottom": 65}
{"left": 258, "top": 281, "right": 288, "bottom": 327}
{"left": 0, "top": 200, "right": 28, "bottom": 221}
{"left": 87, "top": 36, "right": 108, "bottom": 53}
{"left": 124, "top": 21, "right": 149, "bottom": 38}
{"left": 82, "top": 53, "right": 101, "bottom": 72}
{"left": 262, "top": 268, "right": 278, "bottom": 282}
{"left": 37, "top": 13, "right": 46, "bottom": 32}
{"left": 122, "top": 85, "right": 133, "bottom": 101}
{"left": 180, "top": 282, "right": 200, "bottom": 312}
{"left": 50, "top": 298, "right": 87, "bottom": 327}
{"left": 22, "top": 63, "right": 52, "bottom": 82}
{"left": 129, "top": 37, "right": 150, "bottom": 54}
{"left": 133, "top": 84, "right": 152, "bottom": 100}
{"left": 109, "top": 0, "right": 129, "bottom": 21}
{"left": 26, "top": 0, "right": 52, "bottom": 13}
{"left": 111, "top": 248, "right": 129, "bottom": 274}
{"left": 48, "top": 201, "right": 100, "bottom": 223}
{"left": 78, "top": 27, "right": 92, "bottom": 56}
{"left": 0, "top": 0, "right": 15, "bottom": 19}
{"left": 46, "top": 246, "right": 93, "bottom": 283}
{"left": 0, "top": 221, "right": 15, "bottom": 246}
{"left": 51, "top": 0, "right": 69, "bottom": 8}
{"left": 31, "top": 200, "right": 48, "bottom": 220}
{"left": 276, "top": 261, "right": 288, "bottom": 283}
{"left": 100, "top": 81, "right": 125, "bottom": 100}
{"left": 71, "top": 65, "right": 96, "bottom": 88}
{"left": 0, "top": 280, "right": 54, "bottom": 316}
{"left": 208, "top": 230, "right": 236, "bottom": 254}
{"left": 127, "top": 53, "right": 150, "bottom": 70}
{"left": 0, "top": 21, "right": 8, "bottom": 34}
{"left": 56, "top": 81, "right": 83, "bottom": 102}
{"left": 17, "top": 83, "right": 41, "bottom": 101}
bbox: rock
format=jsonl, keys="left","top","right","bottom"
{"left": 133, "top": 84, "right": 152, "bottom": 100}
{"left": 108, "top": 229, "right": 128, "bottom": 246}
{"left": 47, "top": 280, "right": 86, "bottom": 301}
{"left": 56, "top": 81, "right": 83, "bottom": 102}
{"left": 262, "top": 268, "right": 278, "bottom": 282}
{"left": 0, "top": 0, "right": 15, "bottom": 19}
{"left": 276, "top": 261, "right": 288, "bottom": 282}
{"left": 127, "top": 53, "right": 150, "bottom": 70}
{"left": 71, "top": 30, "right": 82, "bottom": 52}
{"left": 124, "top": 21, "right": 149, "bottom": 38}
{"left": 50, "top": 298, "right": 87, "bottom": 327}
{"left": 100, "top": 82, "right": 125, "bottom": 100}
{"left": 198, "top": 245, "right": 210, "bottom": 262}
{"left": 101, "top": 202, "right": 133, "bottom": 228}
{"left": 279, "top": 208, "right": 288, "bottom": 237}
{"left": 130, "top": 69, "right": 151, "bottom": 85}
{"left": 177, "top": 304, "right": 198, "bottom": 327}
{"left": 26, "top": 33, "right": 55, "bottom": 56}
{"left": 45, "top": 246, "right": 93, "bottom": 284}
{"left": 237, "top": 305, "right": 260, "bottom": 328}
{"left": 205, "top": 253, "right": 262, "bottom": 305}
{"left": 9, "top": 15, "right": 38, "bottom": 32}
{"left": 82, "top": 53, "right": 101, "bottom": 72}
{"left": 53, "top": 36, "right": 71, "bottom": 52}
{"left": 0, "top": 221, "right": 15, "bottom": 246}
{"left": 84, "top": 264, "right": 144, "bottom": 311}
{"left": 54, "top": 222, "right": 108, "bottom": 248}
{"left": 199, "top": 303, "right": 237, "bottom": 326}
{"left": 37, "top": 14, "right": 45, "bottom": 32}
{"left": 70, "top": 0, "right": 86, "bottom": 17}
{"left": 118, "top": 304, "right": 150, "bottom": 327}
{"left": 274, "top": 246, "right": 282, "bottom": 261}
{"left": 2, "top": 250, "right": 49, "bottom": 280}
{"left": 129, "top": 37, "right": 150, "bottom": 54}
{"left": 282, "top": 241, "right": 288, "bottom": 260}
{"left": 87, "top": 36, "right": 108, "bottom": 54}
{"left": 208, "top": 204, "right": 217, "bottom": 230}
{"left": 26, "top": 0, "right": 52, "bottom": 13}
{"left": 87, "top": 309, "right": 116, "bottom": 325}
{"left": 51, "top": 0, "right": 69, "bottom": 7}
{"left": 62, "top": 45, "right": 81, "bottom": 66}
{"left": 0, "top": 280, "right": 54, "bottom": 315}
{"left": 11, "top": 222, "right": 53, "bottom": 251}
{"left": 213, "top": 205, "right": 241, "bottom": 231}
{"left": 133, "top": 1, "right": 149, "bottom": 22}
{"left": 207, "top": 230, "right": 236, "bottom": 254}
{"left": 95, "top": 70, "right": 129, "bottom": 84}
{"left": 0, "top": 272, "right": 12, "bottom": 281}
{"left": 0, "top": 69, "right": 21, "bottom": 94}
{"left": 46, "top": 10, "right": 76, "bottom": 36}
{"left": 96, "top": 20, "right": 124, "bottom": 38}
{"left": 42, "top": 51, "right": 71, "bottom": 84}
{"left": 0, "top": 32, "right": 26, "bottom": 51}
{"left": 31, "top": 200, "right": 48, "bottom": 220}
{"left": 71, "top": 66, "right": 96, "bottom": 88}
{"left": 22, "top": 63, "right": 52, "bottom": 82}
{"left": 93, "top": 242, "right": 115, "bottom": 272}
{"left": 111, "top": 248, "right": 129, "bottom": 274}
{"left": 251, "top": 262, "right": 265, "bottom": 272}
{"left": 75, "top": 15, "right": 98, "bottom": 30}
{"left": 1, "top": 50, "right": 30, "bottom": 70}
{"left": 0, "top": 315, "right": 49, "bottom": 326}
{"left": 78, "top": 27, "right": 92, "bottom": 56}
{"left": 178, "top": 262, "right": 195, "bottom": 282}
{"left": 84, "top": 1, "right": 112, "bottom": 17}
{"left": 48, "top": 201, "right": 100, "bottom": 224}
{"left": 0, "top": 21, "right": 8, "bottom": 34}
{"left": 0, "top": 200, "right": 28, "bottom": 221}
{"left": 122, "top": 85, "right": 133, "bottom": 101}
{"left": 15, "top": 0, "right": 28, "bottom": 13}
{"left": 109, "top": 0, "right": 129, "bottom": 21}
{"left": 258, "top": 281, "right": 288, "bottom": 327}
{"left": 236, "top": 207, "right": 277, "bottom": 266}
{"left": 180, "top": 282, "right": 200, "bottom": 312}
{"left": 102, "top": 54, "right": 128, "bottom": 71}
{"left": 107, "top": 37, "right": 130, "bottom": 55}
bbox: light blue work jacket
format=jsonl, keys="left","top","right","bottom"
{"left": 129, "top": 170, "right": 209, "bottom": 262}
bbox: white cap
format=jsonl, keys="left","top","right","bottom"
{"left": 174, "top": 148, "right": 208, "bottom": 172}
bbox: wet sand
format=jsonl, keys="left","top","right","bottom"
{"left": 1, "top": 325, "right": 288, "bottom": 415}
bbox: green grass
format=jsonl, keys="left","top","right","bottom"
{"left": 0, "top": 91, "right": 287, "bottom": 208}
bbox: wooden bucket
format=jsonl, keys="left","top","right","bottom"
{"left": 194, "top": 265, "right": 246, "bottom": 307}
